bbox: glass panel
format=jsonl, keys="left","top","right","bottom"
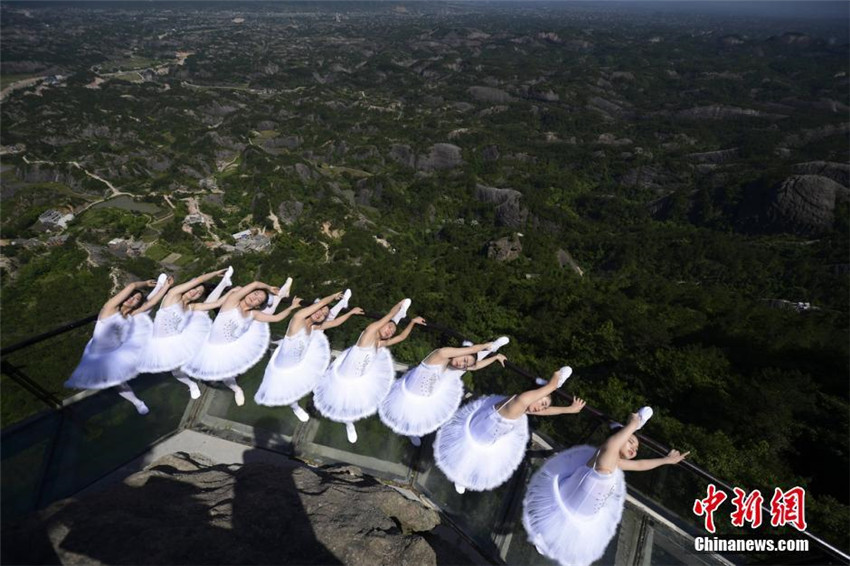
{"left": 0, "top": 410, "right": 61, "bottom": 521}
{"left": 38, "top": 373, "right": 187, "bottom": 503}
{"left": 1, "top": 324, "right": 95, "bottom": 427}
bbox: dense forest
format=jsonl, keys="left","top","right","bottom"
{"left": 1, "top": 0, "right": 847, "bottom": 550}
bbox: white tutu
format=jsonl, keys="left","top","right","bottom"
{"left": 137, "top": 304, "right": 212, "bottom": 373}
{"left": 65, "top": 313, "right": 153, "bottom": 390}
{"left": 434, "top": 395, "right": 529, "bottom": 491}
{"left": 313, "top": 345, "right": 395, "bottom": 422}
{"left": 522, "top": 445, "right": 626, "bottom": 566}
{"left": 254, "top": 330, "right": 331, "bottom": 406}
{"left": 181, "top": 308, "right": 270, "bottom": 381}
{"left": 378, "top": 364, "right": 464, "bottom": 437}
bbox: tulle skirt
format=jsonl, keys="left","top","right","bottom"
{"left": 522, "top": 445, "right": 625, "bottom": 566}
{"left": 378, "top": 368, "right": 464, "bottom": 437}
{"left": 65, "top": 315, "right": 154, "bottom": 390}
{"left": 434, "top": 395, "right": 529, "bottom": 491}
{"left": 254, "top": 332, "right": 331, "bottom": 406}
{"left": 313, "top": 347, "right": 395, "bottom": 422}
{"left": 137, "top": 312, "right": 212, "bottom": 373}
{"left": 181, "top": 321, "right": 270, "bottom": 381}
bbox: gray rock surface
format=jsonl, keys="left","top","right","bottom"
{"left": 486, "top": 234, "right": 523, "bottom": 261}
{"left": 417, "top": 143, "right": 463, "bottom": 172}
{"left": 474, "top": 184, "right": 528, "bottom": 228}
{"left": 764, "top": 175, "right": 848, "bottom": 234}
{"left": 467, "top": 86, "right": 513, "bottom": 103}
{"left": 3, "top": 452, "right": 445, "bottom": 566}
{"left": 278, "top": 200, "right": 304, "bottom": 225}
{"left": 792, "top": 161, "right": 850, "bottom": 187}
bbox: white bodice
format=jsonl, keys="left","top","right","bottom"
{"left": 469, "top": 396, "right": 517, "bottom": 445}
{"left": 403, "top": 361, "right": 445, "bottom": 397}
{"left": 559, "top": 464, "right": 618, "bottom": 517}
{"left": 274, "top": 327, "right": 310, "bottom": 369}
{"left": 209, "top": 308, "right": 253, "bottom": 344}
{"left": 90, "top": 313, "right": 133, "bottom": 353}
{"left": 338, "top": 344, "right": 377, "bottom": 379}
{"left": 152, "top": 303, "right": 188, "bottom": 338}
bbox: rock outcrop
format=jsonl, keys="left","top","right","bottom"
{"left": 486, "top": 234, "right": 522, "bottom": 262}
{"left": 761, "top": 175, "right": 848, "bottom": 235}
{"left": 416, "top": 143, "right": 463, "bottom": 172}
{"left": 3, "top": 452, "right": 445, "bottom": 566}
{"left": 474, "top": 184, "right": 528, "bottom": 228}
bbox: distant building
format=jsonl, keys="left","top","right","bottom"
{"left": 184, "top": 213, "right": 206, "bottom": 225}
{"left": 34, "top": 209, "right": 74, "bottom": 232}
{"left": 46, "top": 234, "right": 70, "bottom": 247}
{"left": 107, "top": 238, "right": 148, "bottom": 258}
{"left": 231, "top": 229, "right": 252, "bottom": 241}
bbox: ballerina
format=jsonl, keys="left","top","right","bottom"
{"left": 254, "top": 289, "right": 364, "bottom": 422}
{"left": 65, "top": 278, "right": 170, "bottom": 414}
{"left": 522, "top": 408, "right": 689, "bottom": 566}
{"left": 136, "top": 267, "right": 234, "bottom": 399}
{"left": 378, "top": 337, "right": 510, "bottom": 446}
{"left": 434, "top": 366, "right": 586, "bottom": 494}
{"left": 181, "top": 281, "right": 299, "bottom": 406}
{"left": 313, "top": 298, "right": 424, "bottom": 443}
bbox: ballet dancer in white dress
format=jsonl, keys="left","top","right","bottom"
{"left": 137, "top": 268, "right": 233, "bottom": 399}
{"left": 65, "top": 278, "right": 170, "bottom": 414}
{"left": 522, "top": 408, "right": 689, "bottom": 566}
{"left": 314, "top": 298, "right": 424, "bottom": 443}
{"left": 434, "top": 366, "right": 586, "bottom": 494}
{"left": 378, "top": 337, "right": 510, "bottom": 446}
{"left": 255, "top": 289, "right": 364, "bottom": 422}
{"left": 181, "top": 280, "right": 299, "bottom": 406}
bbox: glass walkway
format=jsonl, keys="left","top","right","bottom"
{"left": 2, "top": 316, "right": 847, "bottom": 565}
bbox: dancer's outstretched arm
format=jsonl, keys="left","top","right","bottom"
{"left": 289, "top": 291, "right": 344, "bottom": 332}
{"left": 527, "top": 396, "right": 586, "bottom": 416}
{"left": 134, "top": 275, "right": 174, "bottom": 315}
{"left": 499, "top": 367, "right": 569, "bottom": 420}
{"left": 620, "top": 449, "right": 689, "bottom": 472}
{"left": 190, "top": 287, "right": 240, "bottom": 311}
{"left": 427, "top": 342, "right": 493, "bottom": 365}
{"left": 381, "top": 316, "right": 426, "bottom": 347}
{"left": 319, "top": 307, "right": 364, "bottom": 330}
{"left": 467, "top": 353, "right": 507, "bottom": 371}
{"left": 101, "top": 279, "right": 156, "bottom": 318}
{"left": 165, "top": 269, "right": 228, "bottom": 302}
{"left": 254, "top": 297, "right": 302, "bottom": 323}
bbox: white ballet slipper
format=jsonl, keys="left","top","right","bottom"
{"left": 147, "top": 273, "right": 168, "bottom": 300}
{"left": 490, "top": 336, "right": 510, "bottom": 352}
{"left": 454, "top": 483, "right": 466, "bottom": 494}
{"left": 557, "top": 366, "right": 572, "bottom": 387}
{"left": 264, "top": 278, "right": 293, "bottom": 314}
{"left": 292, "top": 405, "right": 310, "bottom": 423}
{"left": 391, "top": 298, "right": 411, "bottom": 324}
{"left": 188, "top": 382, "right": 201, "bottom": 400}
{"left": 280, "top": 277, "right": 292, "bottom": 298}
{"left": 135, "top": 401, "right": 150, "bottom": 415}
{"left": 346, "top": 422, "right": 358, "bottom": 444}
{"left": 535, "top": 378, "right": 548, "bottom": 386}
{"left": 409, "top": 436, "right": 421, "bottom": 447}
{"left": 635, "top": 407, "right": 653, "bottom": 430}
{"left": 462, "top": 340, "right": 473, "bottom": 347}
{"left": 337, "top": 288, "right": 351, "bottom": 310}
{"left": 222, "top": 265, "right": 234, "bottom": 286}
{"left": 234, "top": 386, "right": 245, "bottom": 407}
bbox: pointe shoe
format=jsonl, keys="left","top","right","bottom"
{"left": 557, "top": 366, "right": 572, "bottom": 387}
{"left": 392, "top": 298, "right": 411, "bottom": 323}
{"left": 490, "top": 336, "right": 510, "bottom": 352}
{"left": 233, "top": 387, "right": 245, "bottom": 407}
{"left": 292, "top": 405, "right": 310, "bottom": 423}
{"left": 337, "top": 288, "right": 351, "bottom": 310}
{"left": 635, "top": 407, "right": 653, "bottom": 430}
{"left": 454, "top": 483, "right": 466, "bottom": 494}
{"left": 222, "top": 266, "right": 234, "bottom": 287}
{"left": 135, "top": 402, "right": 150, "bottom": 415}
{"left": 462, "top": 340, "right": 473, "bottom": 347}
{"left": 345, "top": 422, "right": 358, "bottom": 444}
{"left": 147, "top": 273, "right": 168, "bottom": 300}
{"left": 280, "top": 277, "right": 293, "bottom": 298}
{"left": 409, "top": 436, "right": 421, "bottom": 447}
{"left": 535, "top": 378, "right": 548, "bottom": 386}
{"left": 188, "top": 383, "right": 201, "bottom": 400}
